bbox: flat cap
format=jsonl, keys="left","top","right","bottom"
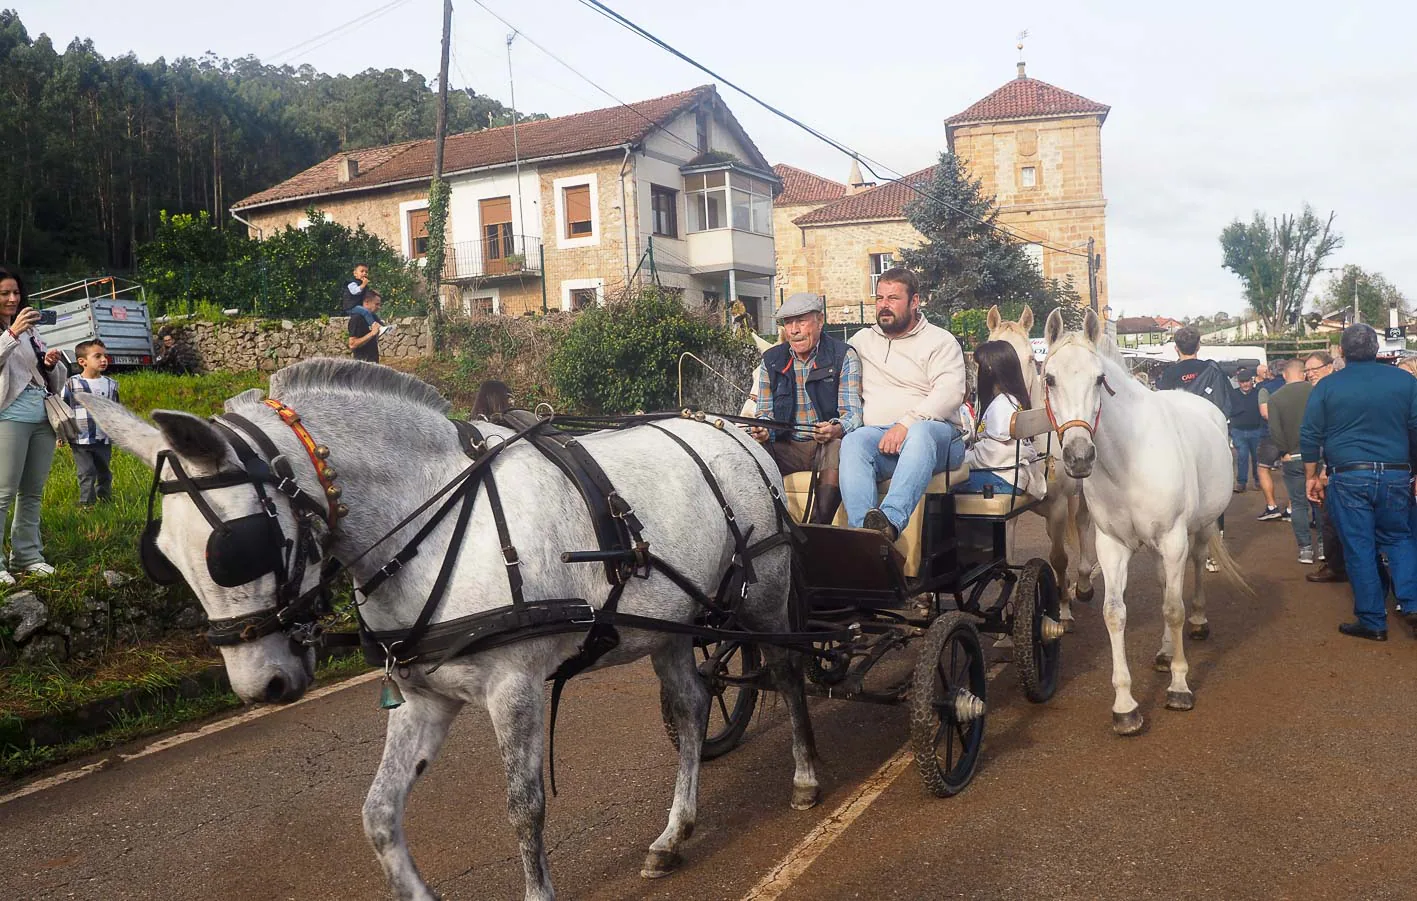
{"left": 775, "top": 293, "right": 823, "bottom": 321}
{"left": 1235, "top": 366, "right": 1254, "bottom": 381}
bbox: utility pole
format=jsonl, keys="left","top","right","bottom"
{"left": 424, "top": 0, "right": 454, "bottom": 337}
{"left": 507, "top": 33, "right": 526, "bottom": 258}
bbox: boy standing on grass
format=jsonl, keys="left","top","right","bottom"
{"left": 61, "top": 339, "right": 119, "bottom": 506}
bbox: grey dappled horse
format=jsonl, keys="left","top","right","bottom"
{"left": 81, "top": 359, "right": 819, "bottom": 901}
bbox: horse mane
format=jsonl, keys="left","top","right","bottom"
{"left": 263, "top": 357, "right": 452, "bottom": 415}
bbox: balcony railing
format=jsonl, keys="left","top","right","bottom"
{"left": 443, "top": 235, "right": 543, "bottom": 281}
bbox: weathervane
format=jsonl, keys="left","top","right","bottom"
{"left": 1016, "top": 29, "right": 1029, "bottom": 77}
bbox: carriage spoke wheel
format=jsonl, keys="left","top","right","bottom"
{"left": 661, "top": 640, "right": 761, "bottom": 761}
{"left": 1013, "top": 558, "right": 1064, "bottom": 703}
{"left": 909, "top": 613, "right": 987, "bottom": 797}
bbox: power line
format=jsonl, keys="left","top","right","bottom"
{"left": 466, "top": 0, "right": 703, "bottom": 159}
{"left": 265, "top": 0, "right": 418, "bottom": 67}
{"left": 574, "top": 0, "right": 1090, "bottom": 259}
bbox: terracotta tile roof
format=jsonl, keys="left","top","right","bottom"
{"left": 234, "top": 86, "right": 720, "bottom": 210}
{"left": 1115, "top": 316, "right": 1162, "bottom": 335}
{"left": 945, "top": 76, "right": 1109, "bottom": 126}
{"left": 772, "top": 164, "right": 847, "bottom": 206}
{"left": 792, "top": 167, "right": 935, "bottom": 226}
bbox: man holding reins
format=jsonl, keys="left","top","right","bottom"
{"left": 748, "top": 293, "right": 861, "bottom": 524}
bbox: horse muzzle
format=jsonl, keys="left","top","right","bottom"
{"left": 1062, "top": 436, "right": 1096, "bottom": 479}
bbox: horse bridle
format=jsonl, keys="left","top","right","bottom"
{"left": 142, "top": 399, "right": 347, "bottom": 649}
{"left": 1043, "top": 374, "right": 1116, "bottom": 442}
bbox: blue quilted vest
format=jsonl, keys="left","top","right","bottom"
{"left": 762, "top": 334, "right": 848, "bottom": 441}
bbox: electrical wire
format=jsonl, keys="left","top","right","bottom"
{"left": 265, "top": 0, "right": 419, "bottom": 67}
{"left": 574, "top": 0, "right": 1091, "bottom": 259}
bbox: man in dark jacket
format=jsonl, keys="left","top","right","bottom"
{"left": 1301, "top": 324, "right": 1417, "bottom": 641}
{"left": 1228, "top": 367, "right": 1266, "bottom": 492}
{"left": 748, "top": 293, "right": 862, "bottom": 523}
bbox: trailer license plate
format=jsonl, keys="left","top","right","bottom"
{"left": 112, "top": 355, "right": 144, "bottom": 366}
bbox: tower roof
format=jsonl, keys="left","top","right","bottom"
{"left": 945, "top": 70, "right": 1109, "bottom": 127}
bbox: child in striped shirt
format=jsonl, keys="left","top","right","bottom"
{"left": 61, "top": 339, "right": 119, "bottom": 505}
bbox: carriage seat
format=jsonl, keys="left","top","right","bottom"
{"left": 952, "top": 406, "right": 1054, "bottom": 518}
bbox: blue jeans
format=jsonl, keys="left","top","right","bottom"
{"left": 1230, "top": 427, "right": 1264, "bottom": 486}
{"left": 1280, "top": 461, "right": 1318, "bottom": 549}
{"left": 956, "top": 470, "right": 1021, "bottom": 495}
{"left": 840, "top": 421, "right": 965, "bottom": 530}
{"left": 1326, "top": 470, "right": 1417, "bottom": 630}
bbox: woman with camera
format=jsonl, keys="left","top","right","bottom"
{"left": 0, "top": 266, "right": 65, "bottom": 584}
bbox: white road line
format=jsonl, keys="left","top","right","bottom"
{"left": 0, "top": 670, "right": 380, "bottom": 808}
{"left": 740, "top": 661, "right": 1007, "bottom": 901}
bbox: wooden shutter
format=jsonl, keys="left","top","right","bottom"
{"left": 407, "top": 208, "right": 430, "bottom": 259}
{"left": 564, "top": 185, "right": 592, "bottom": 237}
{"left": 480, "top": 196, "right": 512, "bottom": 225}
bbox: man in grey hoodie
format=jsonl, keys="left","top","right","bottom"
{"left": 840, "top": 267, "right": 967, "bottom": 539}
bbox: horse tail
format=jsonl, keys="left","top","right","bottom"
{"left": 1207, "top": 531, "right": 1254, "bottom": 597}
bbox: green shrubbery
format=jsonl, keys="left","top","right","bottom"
{"left": 138, "top": 209, "right": 424, "bottom": 320}
{"left": 549, "top": 289, "right": 752, "bottom": 415}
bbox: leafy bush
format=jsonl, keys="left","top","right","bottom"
{"left": 407, "top": 313, "right": 572, "bottom": 415}
{"left": 549, "top": 289, "right": 750, "bottom": 415}
{"left": 138, "top": 209, "right": 423, "bottom": 320}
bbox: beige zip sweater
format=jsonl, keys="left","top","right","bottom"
{"left": 848, "top": 315, "right": 966, "bottom": 429}
{"left": 0, "top": 328, "right": 64, "bottom": 413}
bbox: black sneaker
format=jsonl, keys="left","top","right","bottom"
{"left": 863, "top": 508, "right": 899, "bottom": 542}
{"left": 1257, "top": 506, "right": 1283, "bottom": 522}
{"left": 1281, "top": 507, "right": 1292, "bottom": 521}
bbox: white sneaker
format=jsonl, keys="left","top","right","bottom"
{"left": 1298, "top": 546, "right": 1315, "bottom": 565}
{"left": 21, "top": 562, "right": 54, "bottom": 577}
{"left": 0, "top": 569, "right": 14, "bottom": 586}
{"left": 1205, "top": 558, "right": 1219, "bottom": 573}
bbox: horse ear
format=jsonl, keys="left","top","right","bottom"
{"left": 986, "top": 305, "right": 1002, "bottom": 332}
{"left": 1083, "top": 308, "right": 1103, "bottom": 346}
{"left": 150, "top": 410, "right": 233, "bottom": 466}
{"left": 1044, "top": 309, "right": 1066, "bottom": 348}
{"left": 1018, "top": 306, "right": 1034, "bottom": 333}
{"left": 75, "top": 394, "right": 165, "bottom": 468}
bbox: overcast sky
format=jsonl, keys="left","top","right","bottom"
{"left": 23, "top": 0, "right": 1412, "bottom": 319}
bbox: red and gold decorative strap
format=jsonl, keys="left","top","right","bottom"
{"left": 264, "top": 398, "right": 344, "bottom": 521}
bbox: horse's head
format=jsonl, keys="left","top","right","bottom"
{"left": 986, "top": 305, "right": 1038, "bottom": 401}
{"left": 78, "top": 394, "right": 324, "bottom": 704}
{"left": 1042, "top": 308, "right": 1111, "bottom": 479}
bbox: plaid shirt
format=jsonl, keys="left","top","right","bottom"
{"left": 754, "top": 344, "right": 862, "bottom": 440}
{"left": 61, "top": 375, "right": 119, "bottom": 444}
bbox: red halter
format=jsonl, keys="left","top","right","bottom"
{"left": 1043, "top": 375, "right": 1116, "bottom": 443}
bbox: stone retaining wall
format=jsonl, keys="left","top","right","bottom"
{"left": 160, "top": 314, "right": 433, "bottom": 373}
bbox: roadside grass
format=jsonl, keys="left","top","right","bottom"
{"left": 0, "top": 651, "right": 371, "bottom": 782}
{"left": 0, "top": 636, "right": 214, "bottom": 720}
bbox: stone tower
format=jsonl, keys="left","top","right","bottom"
{"left": 945, "top": 62, "right": 1110, "bottom": 312}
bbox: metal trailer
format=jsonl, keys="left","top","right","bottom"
{"left": 33, "top": 276, "right": 157, "bottom": 368}
{"left": 659, "top": 407, "right": 1066, "bottom": 797}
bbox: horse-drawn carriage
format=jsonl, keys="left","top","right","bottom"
{"left": 667, "top": 405, "right": 1065, "bottom": 796}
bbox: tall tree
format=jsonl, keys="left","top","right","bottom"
{"left": 899, "top": 152, "right": 1082, "bottom": 335}
{"left": 1219, "top": 205, "right": 1342, "bottom": 334}
{"left": 1316, "top": 265, "right": 1409, "bottom": 328}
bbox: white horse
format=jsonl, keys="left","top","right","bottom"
{"left": 80, "top": 359, "right": 819, "bottom": 901}
{"left": 985, "top": 305, "right": 1100, "bottom": 627}
{"left": 1040, "top": 309, "right": 1250, "bottom": 735}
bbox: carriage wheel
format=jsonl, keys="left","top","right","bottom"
{"left": 661, "top": 640, "right": 761, "bottom": 761}
{"left": 1013, "top": 558, "right": 1064, "bottom": 704}
{"left": 909, "top": 613, "right": 987, "bottom": 797}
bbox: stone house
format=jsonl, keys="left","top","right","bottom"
{"left": 230, "top": 85, "right": 782, "bottom": 329}
{"left": 774, "top": 63, "right": 1110, "bottom": 323}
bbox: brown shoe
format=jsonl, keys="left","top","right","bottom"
{"left": 1306, "top": 565, "right": 1348, "bottom": 584}
{"left": 863, "top": 508, "right": 899, "bottom": 542}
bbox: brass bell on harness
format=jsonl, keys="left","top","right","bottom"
{"left": 322, "top": 465, "right": 338, "bottom": 481}
{"left": 325, "top": 485, "right": 343, "bottom": 500}
{"left": 314, "top": 445, "right": 331, "bottom": 459}
{"left": 335, "top": 503, "right": 350, "bottom": 519}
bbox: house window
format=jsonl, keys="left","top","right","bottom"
{"left": 685, "top": 172, "right": 727, "bottom": 232}
{"left": 703, "top": 290, "right": 722, "bottom": 308}
{"left": 563, "top": 185, "right": 593, "bottom": 238}
{"left": 407, "top": 208, "right": 430, "bottom": 259}
{"left": 480, "top": 196, "right": 515, "bottom": 274}
{"left": 730, "top": 175, "right": 773, "bottom": 235}
{"left": 1020, "top": 166, "right": 1037, "bottom": 188}
{"left": 651, "top": 185, "right": 678, "bottom": 238}
{"left": 869, "top": 252, "right": 896, "bottom": 297}
{"left": 569, "top": 288, "right": 597, "bottom": 312}
{"left": 467, "top": 295, "right": 495, "bottom": 316}
{"left": 1022, "top": 243, "right": 1044, "bottom": 272}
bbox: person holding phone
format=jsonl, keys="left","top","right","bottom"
{"left": 0, "top": 266, "right": 65, "bottom": 584}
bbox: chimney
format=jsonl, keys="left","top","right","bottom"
{"left": 337, "top": 156, "right": 359, "bottom": 183}
{"left": 1017, "top": 61, "right": 1027, "bottom": 79}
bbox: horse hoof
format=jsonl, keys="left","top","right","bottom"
{"left": 1112, "top": 710, "right": 1145, "bottom": 736}
{"left": 1153, "top": 653, "right": 1171, "bottom": 673}
{"left": 791, "top": 784, "right": 821, "bottom": 811}
{"left": 641, "top": 850, "right": 683, "bottom": 879}
{"left": 1166, "top": 690, "right": 1195, "bottom": 711}
{"left": 1189, "top": 623, "right": 1211, "bottom": 641}
{"left": 1075, "top": 584, "right": 1095, "bottom": 603}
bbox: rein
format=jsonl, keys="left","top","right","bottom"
{"left": 1043, "top": 374, "right": 1116, "bottom": 442}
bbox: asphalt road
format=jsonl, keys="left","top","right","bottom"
{"left": 3, "top": 490, "right": 1415, "bottom": 901}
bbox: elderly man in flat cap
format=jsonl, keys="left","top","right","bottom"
{"left": 747, "top": 292, "right": 861, "bottom": 524}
